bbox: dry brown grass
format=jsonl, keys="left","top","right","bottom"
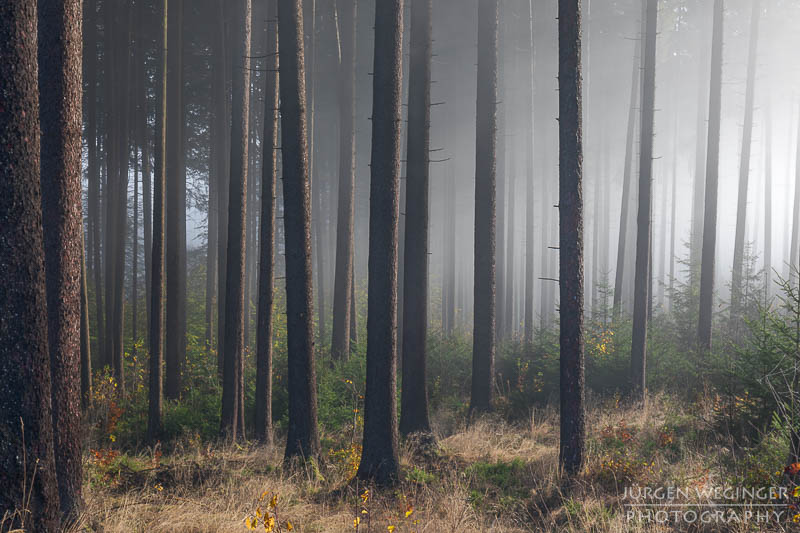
{"left": 75, "top": 394, "right": 788, "bottom": 533}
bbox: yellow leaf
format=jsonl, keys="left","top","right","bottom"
{"left": 245, "top": 516, "right": 257, "bottom": 530}
{"left": 388, "top": 527, "right": 396, "bottom": 532}
{"left": 287, "top": 522, "right": 294, "bottom": 531}
{"left": 353, "top": 517, "right": 361, "bottom": 528}
{"left": 405, "top": 507, "right": 414, "bottom": 518}
{"left": 256, "top": 507, "right": 263, "bottom": 518}
{"left": 260, "top": 490, "right": 270, "bottom": 501}
{"left": 270, "top": 494, "right": 278, "bottom": 509}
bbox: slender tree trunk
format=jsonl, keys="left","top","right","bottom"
{"left": 495, "top": 5, "right": 507, "bottom": 341}
{"left": 0, "top": 1, "right": 60, "bottom": 526}
{"left": 400, "top": 0, "right": 433, "bottom": 437}
{"left": 166, "top": 0, "right": 185, "bottom": 400}
{"left": 730, "top": 0, "right": 761, "bottom": 318}
{"left": 85, "top": 0, "right": 104, "bottom": 359}
{"left": 764, "top": 106, "right": 772, "bottom": 297}
{"left": 38, "top": 0, "right": 84, "bottom": 520}
{"left": 524, "top": 0, "right": 535, "bottom": 345}
{"left": 790, "top": 110, "right": 800, "bottom": 280}
{"left": 558, "top": 0, "right": 585, "bottom": 476}
{"left": 81, "top": 233, "right": 92, "bottom": 410}
{"left": 216, "top": 0, "right": 231, "bottom": 376}
{"left": 331, "top": 0, "right": 357, "bottom": 360}
{"left": 279, "top": 0, "right": 321, "bottom": 461}
{"left": 470, "top": 0, "right": 498, "bottom": 415}
{"left": 630, "top": 0, "right": 657, "bottom": 400}
{"left": 690, "top": 2, "right": 711, "bottom": 282}
{"left": 139, "top": 4, "right": 152, "bottom": 345}
{"left": 697, "top": 0, "right": 724, "bottom": 351}
{"left": 505, "top": 153, "right": 516, "bottom": 338}
{"left": 669, "top": 117, "right": 678, "bottom": 311}
{"left": 148, "top": 0, "right": 168, "bottom": 442}
{"left": 132, "top": 135, "right": 139, "bottom": 362}
{"left": 614, "top": 12, "right": 644, "bottom": 320}
{"left": 256, "top": 0, "right": 279, "bottom": 445}
{"left": 442, "top": 165, "right": 455, "bottom": 334}
{"left": 220, "top": 0, "right": 252, "bottom": 441}
{"left": 350, "top": 262, "right": 358, "bottom": 346}
{"left": 356, "top": 0, "right": 403, "bottom": 485}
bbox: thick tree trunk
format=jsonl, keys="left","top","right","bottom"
{"left": 166, "top": 0, "right": 186, "bottom": 400}
{"left": 279, "top": 0, "right": 320, "bottom": 461}
{"left": 148, "top": 0, "right": 168, "bottom": 443}
{"left": 400, "top": 0, "right": 433, "bottom": 437}
{"left": 357, "top": 0, "right": 403, "bottom": 485}
{"left": 331, "top": 0, "right": 357, "bottom": 361}
{"left": 558, "top": 0, "right": 585, "bottom": 476}
{"left": 38, "top": 0, "right": 84, "bottom": 520}
{"left": 697, "top": 0, "right": 724, "bottom": 351}
{"left": 470, "top": 0, "right": 498, "bottom": 415}
{"left": 255, "top": 0, "right": 279, "bottom": 445}
{"left": 0, "top": 2, "right": 60, "bottom": 527}
{"left": 524, "top": 0, "right": 535, "bottom": 345}
{"left": 630, "top": 0, "right": 657, "bottom": 400}
{"left": 220, "top": 0, "right": 252, "bottom": 441}
{"left": 730, "top": 0, "right": 761, "bottom": 318}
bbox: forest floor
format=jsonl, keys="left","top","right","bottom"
{"left": 79, "top": 393, "right": 791, "bottom": 532}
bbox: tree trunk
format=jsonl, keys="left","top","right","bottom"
{"left": 630, "top": 0, "right": 657, "bottom": 400}
{"left": 148, "top": 0, "right": 168, "bottom": 443}
{"left": 764, "top": 107, "right": 772, "bottom": 297}
{"left": 495, "top": 4, "right": 507, "bottom": 341}
{"left": 669, "top": 117, "right": 678, "bottom": 312}
{"left": 216, "top": 0, "right": 231, "bottom": 377}
{"left": 505, "top": 154, "right": 516, "bottom": 338}
{"left": 614, "top": 13, "right": 644, "bottom": 320}
{"left": 166, "top": 0, "right": 186, "bottom": 400}
{"left": 442, "top": 165, "right": 456, "bottom": 335}
{"left": 790, "top": 111, "right": 800, "bottom": 281}
{"left": 730, "top": 0, "right": 761, "bottom": 318}
{"left": 400, "top": 0, "right": 433, "bottom": 437}
{"left": 279, "top": 0, "right": 321, "bottom": 461}
{"left": 38, "top": 0, "right": 84, "bottom": 520}
{"left": 139, "top": 0, "right": 152, "bottom": 346}
{"left": 81, "top": 233, "right": 92, "bottom": 410}
{"left": 331, "top": 0, "right": 357, "bottom": 361}
{"left": 220, "top": 0, "right": 252, "bottom": 441}
{"left": 470, "top": 0, "right": 498, "bottom": 415}
{"left": 0, "top": 1, "right": 60, "bottom": 526}
{"left": 255, "top": 0, "right": 279, "bottom": 445}
{"left": 524, "top": 0, "right": 535, "bottom": 345}
{"left": 697, "top": 0, "right": 724, "bottom": 351}
{"left": 558, "top": 0, "right": 585, "bottom": 476}
{"left": 356, "top": 0, "right": 403, "bottom": 485}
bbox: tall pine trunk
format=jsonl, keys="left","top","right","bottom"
{"left": 255, "top": 0, "right": 279, "bottom": 445}
{"left": 697, "top": 0, "right": 724, "bottom": 351}
{"left": 220, "top": 0, "right": 252, "bottom": 441}
{"left": 400, "top": 0, "right": 433, "bottom": 437}
{"left": 357, "top": 0, "right": 404, "bottom": 485}
{"left": 279, "top": 0, "right": 320, "bottom": 461}
{"left": 148, "top": 0, "right": 168, "bottom": 443}
{"left": 730, "top": 0, "right": 761, "bottom": 318}
{"left": 523, "top": 0, "right": 535, "bottom": 345}
{"left": 558, "top": 0, "right": 585, "bottom": 476}
{"left": 0, "top": 1, "right": 60, "bottom": 526}
{"left": 331, "top": 0, "right": 357, "bottom": 360}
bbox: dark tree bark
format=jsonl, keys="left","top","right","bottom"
{"left": 39, "top": 0, "right": 84, "bottom": 520}
{"left": 220, "top": 0, "right": 251, "bottom": 441}
{"left": 524, "top": 0, "right": 535, "bottom": 345}
{"left": 613, "top": 35, "right": 640, "bottom": 318}
{"left": 256, "top": 0, "right": 279, "bottom": 445}
{"left": 400, "top": 0, "right": 433, "bottom": 437}
{"left": 558, "top": 0, "right": 585, "bottom": 476}
{"left": 630, "top": 0, "right": 658, "bottom": 400}
{"left": 356, "top": 0, "right": 403, "bottom": 485}
{"left": 470, "top": 0, "right": 498, "bottom": 415}
{"left": 216, "top": 0, "right": 231, "bottom": 377}
{"left": 0, "top": 1, "right": 60, "bottom": 527}
{"left": 85, "top": 0, "right": 104, "bottom": 359}
{"left": 148, "top": 0, "right": 168, "bottom": 443}
{"left": 697, "top": 0, "right": 724, "bottom": 351}
{"left": 279, "top": 0, "right": 320, "bottom": 461}
{"left": 331, "top": 0, "right": 357, "bottom": 360}
{"left": 730, "top": 0, "right": 761, "bottom": 318}
{"left": 165, "top": 0, "right": 186, "bottom": 400}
